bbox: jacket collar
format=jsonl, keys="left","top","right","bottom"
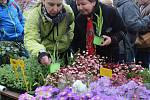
{"left": 114, "top": 0, "right": 129, "bottom": 7}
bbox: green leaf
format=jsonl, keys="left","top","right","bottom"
{"left": 49, "top": 63, "right": 60, "bottom": 73}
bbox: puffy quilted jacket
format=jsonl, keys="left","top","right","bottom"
{"left": 0, "top": 0, "right": 24, "bottom": 42}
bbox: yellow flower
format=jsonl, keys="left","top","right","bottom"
{"left": 10, "top": 58, "right": 18, "bottom": 67}
{"left": 10, "top": 58, "right": 19, "bottom": 80}
{"left": 18, "top": 59, "right": 25, "bottom": 68}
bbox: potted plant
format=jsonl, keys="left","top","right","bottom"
{"left": 93, "top": 10, "right": 104, "bottom": 45}
{"left": 0, "top": 57, "right": 48, "bottom": 93}
{"left": 139, "top": 69, "right": 150, "bottom": 89}
{"left": 49, "top": 42, "right": 60, "bottom": 73}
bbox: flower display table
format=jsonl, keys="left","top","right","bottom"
{"left": 0, "top": 89, "right": 19, "bottom": 100}
{"left": 1, "top": 53, "right": 150, "bottom": 100}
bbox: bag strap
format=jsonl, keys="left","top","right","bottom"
{"left": 41, "top": 24, "right": 55, "bottom": 42}
{"left": 65, "top": 12, "right": 71, "bottom": 34}
{"left": 39, "top": 13, "right": 71, "bottom": 42}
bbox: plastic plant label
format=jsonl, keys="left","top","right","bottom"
{"left": 49, "top": 63, "right": 60, "bottom": 73}
{"left": 100, "top": 67, "right": 112, "bottom": 78}
{"left": 93, "top": 35, "right": 104, "bottom": 45}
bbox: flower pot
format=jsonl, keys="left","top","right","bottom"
{"left": 0, "top": 85, "right": 6, "bottom": 92}
{"left": 93, "top": 36, "right": 104, "bottom": 45}
{"left": 49, "top": 63, "right": 60, "bottom": 73}
{"left": 0, "top": 89, "right": 19, "bottom": 100}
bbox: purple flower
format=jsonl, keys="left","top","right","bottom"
{"left": 90, "top": 81, "right": 98, "bottom": 90}
{"left": 35, "top": 86, "right": 53, "bottom": 93}
{"left": 126, "top": 81, "right": 138, "bottom": 90}
{"left": 52, "top": 87, "right": 60, "bottom": 95}
{"left": 80, "top": 92, "right": 94, "bottom": 99}
{"left": 139, "top": 92, "right": 148, "bottom": 99}
{"left": 85, "top": 92, "right": 94, "bottom": 98}
{"left": 67, "top": 93, "right": 80, "bottom": 100}
{"left": 91, "top": 95, "right": 101, "bottom": 100}
{"left": 91, "top": 94, "right": 115, "bottom": 100}
{"left": 146, "top": 90, "right": 150, "bottom": 95}
{"left": 35, "top": 86, "right": 60, "bottom": 99}
{"left": 104, "top": 87, "right": 118, "bottom": 95}
{"left": 125, "top": 90, "right": 135, "bottom": 98}
{"left": 58, "top": 91, "right": 68, "bottom": 97}
{"left": 115, "top": 96, "right": 126, "bottom": 100}
{"left": 55, "top": 96, "right": 68, "bottom": 100}
{"left": 97, "top": 77, "right": 111, "bottom": 87}
{"left": 80, "top": 94, "right": 88, "bottom": 100}
{"left": 58, "top": 87, "right": 72, "bottom": 97}
{"left": 35, "top": 90, "right": 52, "bottom": 99}
{"left": 18, "top": 93, "right": 36, "bottom": 100}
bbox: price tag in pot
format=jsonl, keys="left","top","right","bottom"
{"left": 100, "top": 67, "right": 112, "bottom": 78}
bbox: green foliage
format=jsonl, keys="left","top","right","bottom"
{"left": 24, "top": 57, "right": 49, "bottom": 91}
{"left": 93, "top": 7, "right": 103, "bottom": 36}
{"left": 0, "top": 64, "right": 26, "bottom": 90}
{"left": 49, "top": 42, "right": 76, "bottom": 67}
{"left": 0, "top": 41, "right": 27, "bottom": 64}
{"left": 0, "top": 42, "right": 25, "bottom": 58}
{"left": 67, "top": 52, "right": 75, "bottom": 65}
{"left": 49, "top": 44, "right": 58, "bottom": 64}
{"left": 0, "top": 57, "right": 49, "bottom": 92}
{"left": 126, "top": 72, "right": 138, "bottom": 79}
{"left": 127, "top": 69, "right": 150, "bottom": 83}
{"left": 93, "top": 14, "right": 101, "bottom": 35}
{"left": 139, "top": 69, "right": 150, "bottom": 83}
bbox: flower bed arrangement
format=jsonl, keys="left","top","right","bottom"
{"left": 19, "top": 77, "right": 150, "bottom": 100}
{"left": 45, "top": 52, "right": 147, "bottom": 88}
{"left": 46, "top": 53, "right": 102, "bottom": 87}
{"left": 1, "top": 52, "right": 150, "bottom": 100}
{"left": 0, "top": 57, "right": 48, "bottom": 92}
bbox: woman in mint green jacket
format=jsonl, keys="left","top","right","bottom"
{"left": 24, "top": 0, "right": 74, "bottom": 65}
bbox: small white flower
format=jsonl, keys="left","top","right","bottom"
{"left": 72, "top": 80, "right": 87, "bottom": 93}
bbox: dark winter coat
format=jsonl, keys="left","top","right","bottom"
{"left": 71, "top": 2, "right": 125, "bottom": 62}
{"left": 114, "top": 0, "right": 150, "bottom": 43}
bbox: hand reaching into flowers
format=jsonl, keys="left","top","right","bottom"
{"left": 40, "top": 55, "right": 51, "bottom": 65}
{"left": 100, "top": 35, "right": 111, "bottom": 46}
{"left": 38, "top": 52, "right": 51, "bottom": 65}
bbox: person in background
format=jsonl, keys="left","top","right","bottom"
{"left": 100, "top": 0, "right": 130, "bottom": 64}
{"left": 71, "top": 0, "right": 125, "bottom": 63}
{"left": 24, "top": 0, "right": 74, "bottom": 65}
{"left": 65, "top": 0, "right": 79, "bottom": 17}
{"left": 135, "top": 0, "right": 150, "bottom": 68}
{"left": 113, "top": 0, "right": 150, "bottom": 66}
{"left": 16, "top": 0, "right": 41, "bottom": 12}
{"left": 100, "top": 0, "right": 113, "bottom": 6}
{"left": 0, "top": 0, "right": 25, "bottom": 65}
{"left": 138, "top": 0, "right": 150, "bottom": 17}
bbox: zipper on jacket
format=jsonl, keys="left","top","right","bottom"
{"left": 7, "top": 7, "right": 17, "bottom": 40}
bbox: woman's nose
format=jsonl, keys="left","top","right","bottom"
{"left": 78, "top": 5, "right": 83, "bottom": 10}
{"left": 52, "top": 5, "right": 59, "bottom": 12}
